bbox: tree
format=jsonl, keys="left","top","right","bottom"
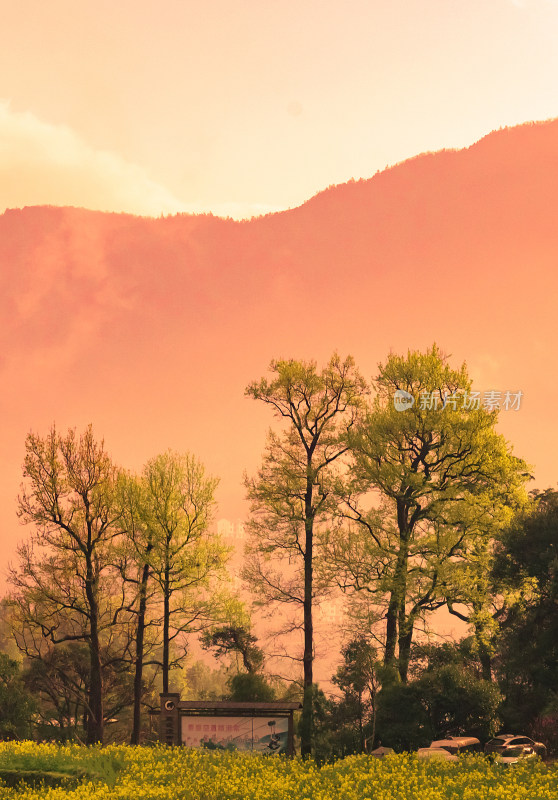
{"left": 115, "top": 471, "right": 161, "bottom": 745}
{"left": 21, "top": 639, "right": 135, "bottom": 743}
{"left": 139, "top": 452, "right": 227, "bottom": 694}
{"left": 375, "top": 662, "right": 500, "bottom": 750}
{"left": 415, "top": 664, "right": 501, "bottom": 741}
{"left": 201, "top": 626, "right": 265, "bottom": 674}
{"left": 11, "top": 425, "right": 122, "bottom": 744}
{"left": 0, "top": 653, "right": 36, "bottom": 740}
{"left": 244, "top": 354, "right": 367, "bottom": 757}
{"left": 327, "top": 345, "right": 529, "bottom": 681}
{"left": 332, "top": 637, "right": 383, "bottom": 752}
{"left": 178, "top": 659, "right": 231, "bottom": 701}
{"left": 492, "top": 489, "right": 558, "bottom": 738}
{"left": 227, "top": 672, "right": 276, "bottom": 702}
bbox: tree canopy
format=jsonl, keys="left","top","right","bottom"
{"left": 324, "top": 345, "right": 529, "bottom": 680}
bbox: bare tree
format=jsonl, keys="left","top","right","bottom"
{"left": 11, "top": 425, "right": 122, "bottom": 744}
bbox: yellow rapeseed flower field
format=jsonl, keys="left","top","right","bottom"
{"left": 0, "top": 742, "right": 555, "bottom": 800}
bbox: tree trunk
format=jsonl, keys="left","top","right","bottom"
{"left": 163, "top": 559, "right": 170, "bottom": 694}
{"left": 479, "top": 647, "right": 492, "bottom": 682}
{"left": 86, "top": 593, "right": 104, "bottom": 744}
{"left": 300, "top": 534, "right": 314, "bottom": 757}
{"left": 384, "top": 593, "right": 399, "bottom": 667}
{"left": 300, "top": 478, "right": 314, "bottom": 759}
{"left": 131, "top": 561, "right": 151, "bottom": 744}
{"left": 84, "top": 546, "right": 104, "bottom": 745}
{"left": 384, "top": 529, "right": 409, "bottom": 673}
{"left": 358, "top": 690, "right": 364, "bottom": 752}
{"left": 475, "top": 622, "right": 493, "bottom": 681}
{"left": 394, "top": 501, "right": 411, "bottom": 681}
{"left": 370, "top": 689, "right": 377, "bottom": 752}
{"left": 397, "top": 615, "right": 415, "bottom": 683}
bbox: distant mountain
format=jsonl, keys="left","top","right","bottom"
{"left": 1, "top": 118, "right": 557, "bottom": 592}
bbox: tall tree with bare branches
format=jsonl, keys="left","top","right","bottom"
{"left": 11, "top": 424, "right": 122, "bottom": 744}
{"left": 244, "top": 354, "right": 367, "bottom": 757}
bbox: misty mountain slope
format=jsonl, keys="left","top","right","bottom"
{"left": 0, "top": 118, "right": 557, "bottom": 570}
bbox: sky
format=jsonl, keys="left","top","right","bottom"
{"left": 1, "top": 0, "right": 558, "bottom": 219}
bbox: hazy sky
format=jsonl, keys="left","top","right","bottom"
{"left": 1, "top": 0, "right": 557, "bottom": 218}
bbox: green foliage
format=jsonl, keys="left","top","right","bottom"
{"left": 493, "top": 489, "right": 558, "bottom": 737}
{"left": 375, "top": 681, "right": 430, "bottom": 751}
{"left": 333, "top": 638, "right": 378, "bottom": 695}
{"left": 410, "top": 638, "right": 486, "bottom": 678}
{"left": 121, "top": 451, "right": 228, "bottom": 695}
{"left": 328, "top": 344, "right": 529, "bottom": 681}
{"left": 331, "top": 638, "right": 384, "bottom": 752}
{"left": 0, "top": 653, "right": 35, "bottom": 741}
{"left": 227, "top": 672, "right": 276, "bottom": 702}
{"left": 178, "top": 660, "right": 231, "bottom": 701}
{"left": 0, "top": 743, "right": 126, "bottom": 787}
{"left": 375, "top": 661, "right": 501, "bottom": 750}
{"left": 201, "top": 626, "right": 265, "bottom": 674}
{"left": 416, "top": 664, "right": 501, "bottom": 741}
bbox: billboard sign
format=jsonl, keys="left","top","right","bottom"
{"left": 181, "top": 715, "right": 289, "bottom": 754}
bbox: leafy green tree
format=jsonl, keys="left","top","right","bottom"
{"left": 375, "top": 661, "right": 500, "bottom": 750}
{"left": 332, "top": 638, "right": 383, "bottom": 752}
{"left": 309, "top": 686, "right": 339, "bottom": 764}
{"left": 244, "top": 354, "right": 367, "bottom": 757}
{"left": 410, "top": 638, "right": 486, "bottom": 678}
{"left": 139, "top": 452, "right": 228, "bottom": 694}
{"left": 327, "top": 345, "right": 529, "bottom": 681}
{"left": 22, "top": 642, "right": 89, "bottom": 742}
{"left": 115, "top": 471, "right": 161, "bottom": 745}
{"left": 117, "top": 460, "right": 233, "bottom": 743}
{"left": 227, "top": 672, "right": 276, "bottom": 702}
{"left": 0, "top": 653, "right": 36, "bottom": 740}
{"left": 492, "top": 489, "right": 558, "bottom": 736}
{"left": 201, "top": 626, "right": 265, "bottom": 674}
{"left": 416, "top": 664, "right": 501, "bottom": 741}
{"left": 10, "top": 425, "right": 122, "bottom": 744}
{"left": 375, "top": 680, "right": 429, "bottom": 751}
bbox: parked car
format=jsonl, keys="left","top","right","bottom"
{"left": 484, "top": 735, "right": 546, "bottom": 759}
{"left": 430, "top": 736, "right": 481, "bottom": 755}
{"left": 495, "top": 745, "right": 539, "bottom": 767}
{"left": 417, "top": 747, "right": 459, "bottom": 762}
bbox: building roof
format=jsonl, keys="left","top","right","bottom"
{"left": 178, "top": 701, "right": 302, "bottom": 712}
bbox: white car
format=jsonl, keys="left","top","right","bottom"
{"left": 484, "top": 735, "right": 546, "bottom": 759}
{"left": 430, "top": 736, "right": 481, "bottom": 755}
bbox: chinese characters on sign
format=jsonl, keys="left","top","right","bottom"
{"left": 393, "top": 389, "right": 523, "bottom": 412}
{"left": 180, "top": 715, "right": 289, "bottom": 754}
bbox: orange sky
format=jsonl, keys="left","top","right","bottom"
{"left": 1, "top": 0, "right": 558, "bottom": 218}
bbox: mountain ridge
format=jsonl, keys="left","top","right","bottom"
{"left": 0, "top": 115, "right": 557, "bottom": 587}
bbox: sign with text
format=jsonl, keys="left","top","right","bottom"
{"left": 181, "top": 715, "right": 289, "bottom": 754}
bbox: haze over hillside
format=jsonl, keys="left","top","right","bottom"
{"left": 1, "top": 117, "right": 557, "bottom": 602}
